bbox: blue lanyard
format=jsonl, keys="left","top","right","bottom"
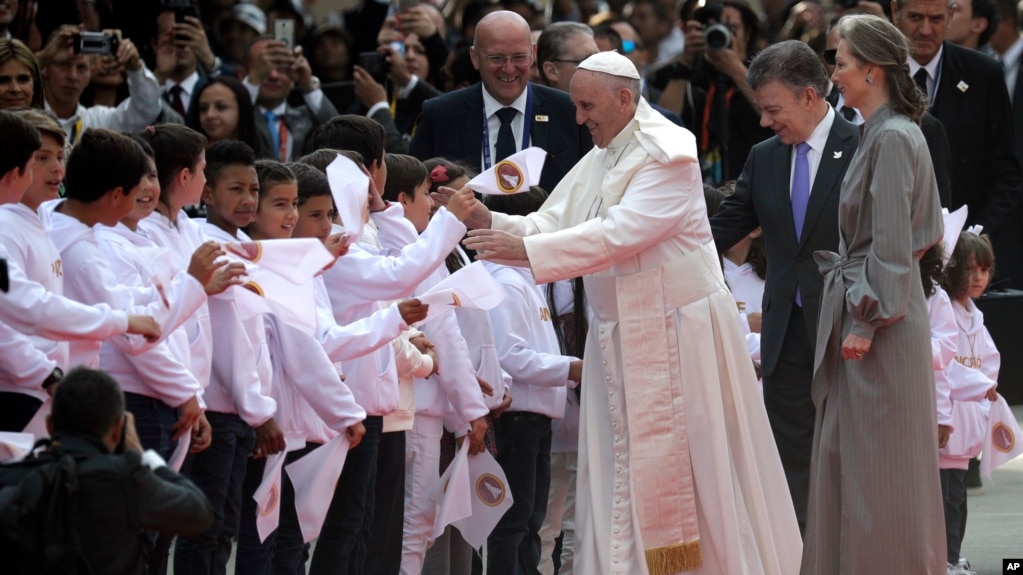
{"left": 482, "top": 84, "right": 533, "bottom": 170}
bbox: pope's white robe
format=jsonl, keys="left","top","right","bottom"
{"left": 490, "top": 99, "right": 801, "bottom": 575}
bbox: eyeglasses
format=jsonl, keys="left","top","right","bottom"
{"left": 621, "top": 39, "right": 644, "bottom": 54}
{"left": 481, "top": 53, "right": 531, "bottom": 66}
{"left": 822, "top": 49, "right": 836, "bottom": 66}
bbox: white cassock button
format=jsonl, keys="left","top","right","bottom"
{"left": 601, "top": 344, "right": 606, "bottom": 350}
{"left": 610, "top": 406, "right": 615, "bottom": 412}
{"left": 614, "top": 544, "right": 620, "bottom": 549}
{"left": 615, "top": 482, "right": 621, "bottom": 489}
{"left": 603, "top": 360, "right": 608, "bottom": 366}
{"left": 614, "top": 512, "right": 620, "bottom": 519}
{"left": 614, "top": 528, "right": 620, "bottom": 535}
{"left": 615, "top": 498, "right": 621, "bottom": 504}
{"left": 616, "top": 466, "right": 621, "bottom": 473}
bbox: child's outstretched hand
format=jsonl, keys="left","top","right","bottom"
{"left": 188, "top": 241, "right": 227, "bottom": 286}
{"left": 205, "top": 261, "right": 247, "bottom": 295}
{"left": 398, "top": 298, "right": 428, "bottom": 324}
{"left": 324, "top": 232, "right": 350, "bottom": 259}
{"left": 986, "top": 386, "right": 998, "bottom": 402}
{"left": 445, "top": 185, "right": 479, "bottom": 223}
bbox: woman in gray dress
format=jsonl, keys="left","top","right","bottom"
{"left": 801, "top": 14, "right": 946, "bottom": 575}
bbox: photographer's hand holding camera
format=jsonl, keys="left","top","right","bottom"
{"left": 171, "top": 15, "right": 217, "bottom": 78}
{"left": 38, "top": 24, "right": 162, "bottom": 142}
{"left": 240, "top": 38, "right": 337, "bottom": 160}
{"left": 657, "top": 1, "right": 770, "bottom": 183}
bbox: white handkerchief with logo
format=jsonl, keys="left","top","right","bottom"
{"left": 415, "top": 262, "right": 506, "bottom": 325}
{"left": 468, "top": 148, "right": 546, "bottom": 195}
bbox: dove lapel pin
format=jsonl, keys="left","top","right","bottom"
{"left": 833, "top": 151, "right": 843, "bottom": 160}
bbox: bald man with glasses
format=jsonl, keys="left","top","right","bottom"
{"left": 409, "top": 10, "right": 592, "bottom": 192}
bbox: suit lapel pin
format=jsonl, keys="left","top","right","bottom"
{"left": 833, "top": 151, "right": 843, "bottom": 159}
{"left": 535, "top": 115, "right": 549, "bottom": 122}
{"left": 957, "top": 81, "right": 969, "bottom": 93}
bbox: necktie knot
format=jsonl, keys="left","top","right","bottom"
{"left": 796, "top": 142, "right": 811, "bottom": 156}
{"left": 496, "top": 107, "right": 517, "bottom": 124}
{"left": 264, "top": 110, "right": 277, "bottom": 123}
{"left": 168, "top": 85, "right": 186, "bottom": 117}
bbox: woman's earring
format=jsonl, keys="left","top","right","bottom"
{"left": 866, "top": 76, "right": 873, "bottom": 84}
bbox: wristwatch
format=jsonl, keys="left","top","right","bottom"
{"left": 301, "top": 75, "right": 322, "bottom": 94}
{"left": 42, "top": 367, "right": 63, "bottom": 390}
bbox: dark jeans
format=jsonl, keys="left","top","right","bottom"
{"left": 940, "top": 468, "right": 967, "bottom": 564}
{"left": 176, "top": 411, "right": 256, "bottom": 575}
{"left": 487, "top": 411, "right": 552, "bottom": 575}
{"left": 309, "top": 416, "right": 383, "bottom": 575}
{"left": 237, "top": 443, "right": 319, "bottom": 575}
{"left": 124, "top": 392, "right": 178, "bottom": 575}
{"left": 0, "top": 391, "right": 42, "bottom": 432}
{"left": 364, "top": 430, "right": 406, "bottom": 575}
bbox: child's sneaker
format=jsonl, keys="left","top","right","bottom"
{"left": 951, "top": 559, "right": 977, "bottom": 575}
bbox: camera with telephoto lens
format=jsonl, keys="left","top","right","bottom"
{"left": 703, "top": 23, "right": 731, "bottom": 50}
{"left": 73, "top": 31, "right": 119, "bottom": 56}
{"left": 693, "top": 3, "right": 732, "bottom": 51}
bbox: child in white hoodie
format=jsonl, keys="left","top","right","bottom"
{"left": 938, "top": 231, "right": 1000, "bottom": 575}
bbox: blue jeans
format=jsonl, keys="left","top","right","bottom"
{"left": 940, "top": 468, "right": 967, "bottom": 564}
{"left": 124, "top": 392, "right": 179, "bottom": 575}
{"left": 236, "top": 443, "right": 319, "bottom": 575}
{"left": 176, "top": 411, "right": 255, "bottom": 575}
{"left": 487, "top": 412, "right": 552, "bottom": 575}
{"left": 309, "top": 416, "right": 383, "bottom": 575}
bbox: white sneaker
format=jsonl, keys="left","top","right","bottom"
{"left": 946, "top": 562, "right": 959, "bottom": 575}
{"left": 952, "top": 559, "right": 977, "bottom": 575}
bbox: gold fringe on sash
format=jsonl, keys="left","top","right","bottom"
{"left": 645, "top": 540, "right": 704, "bottom": 575}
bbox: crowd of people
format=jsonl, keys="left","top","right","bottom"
{"left": 0, "top": 0, "right": 1021, "bottom": 574}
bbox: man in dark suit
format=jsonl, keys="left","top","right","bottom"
{"left": 710, "top": 41, "right": 859, "bottom": 535}
{"left": 893, "top": 0, "right": 1023, "bottom": 287}
{"left": 990, "top": 0, "right": 1023, "bottom": 165}
{"left": 152, "top": 8, "right": 221, "bottom": 121}
{"left": 409, "top": 10, "right": 592, "bottom": 193}
{"left": 241, "top": 37, "right": 338, "bottom": 162}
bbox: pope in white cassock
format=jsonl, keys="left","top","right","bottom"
{"left": 453, "top": 51, "right": 803, "bottom": 575}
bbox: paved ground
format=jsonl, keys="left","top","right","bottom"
{"left": 958, "top": 404, "right": 1023, "bottom": 575}
{"left": 193, "top": 408, "right": 1023, "bottom": 575}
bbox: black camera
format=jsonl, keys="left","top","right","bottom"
{"left": 693, "top": 3, "right": 732, "bottom": 51}
{"left": 73, "top": 31, "right": 119, "bottom": 56}
{"left": 704, "top": 24, "right": 732, "bottom": 50}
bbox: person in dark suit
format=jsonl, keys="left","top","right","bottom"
{"left": 893, "top": 0, "right": 1023, "bottom": 287}
{"left": 989, "top": 0, "right": 1022, "bottom": 165}
{"left": 408, "top": 10, "right": 592, "bottom": 192}
{"left": 710, "top": 40, "right": 859, "bottom": 535}
{"left": 822, "top": 21, "right": 955, "bottom": 205}
{"left": 240, "top": 37, "right": 338, "bottom": 162}
{"left": 152, "top": 8, "right": 220, "bottom": 121}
